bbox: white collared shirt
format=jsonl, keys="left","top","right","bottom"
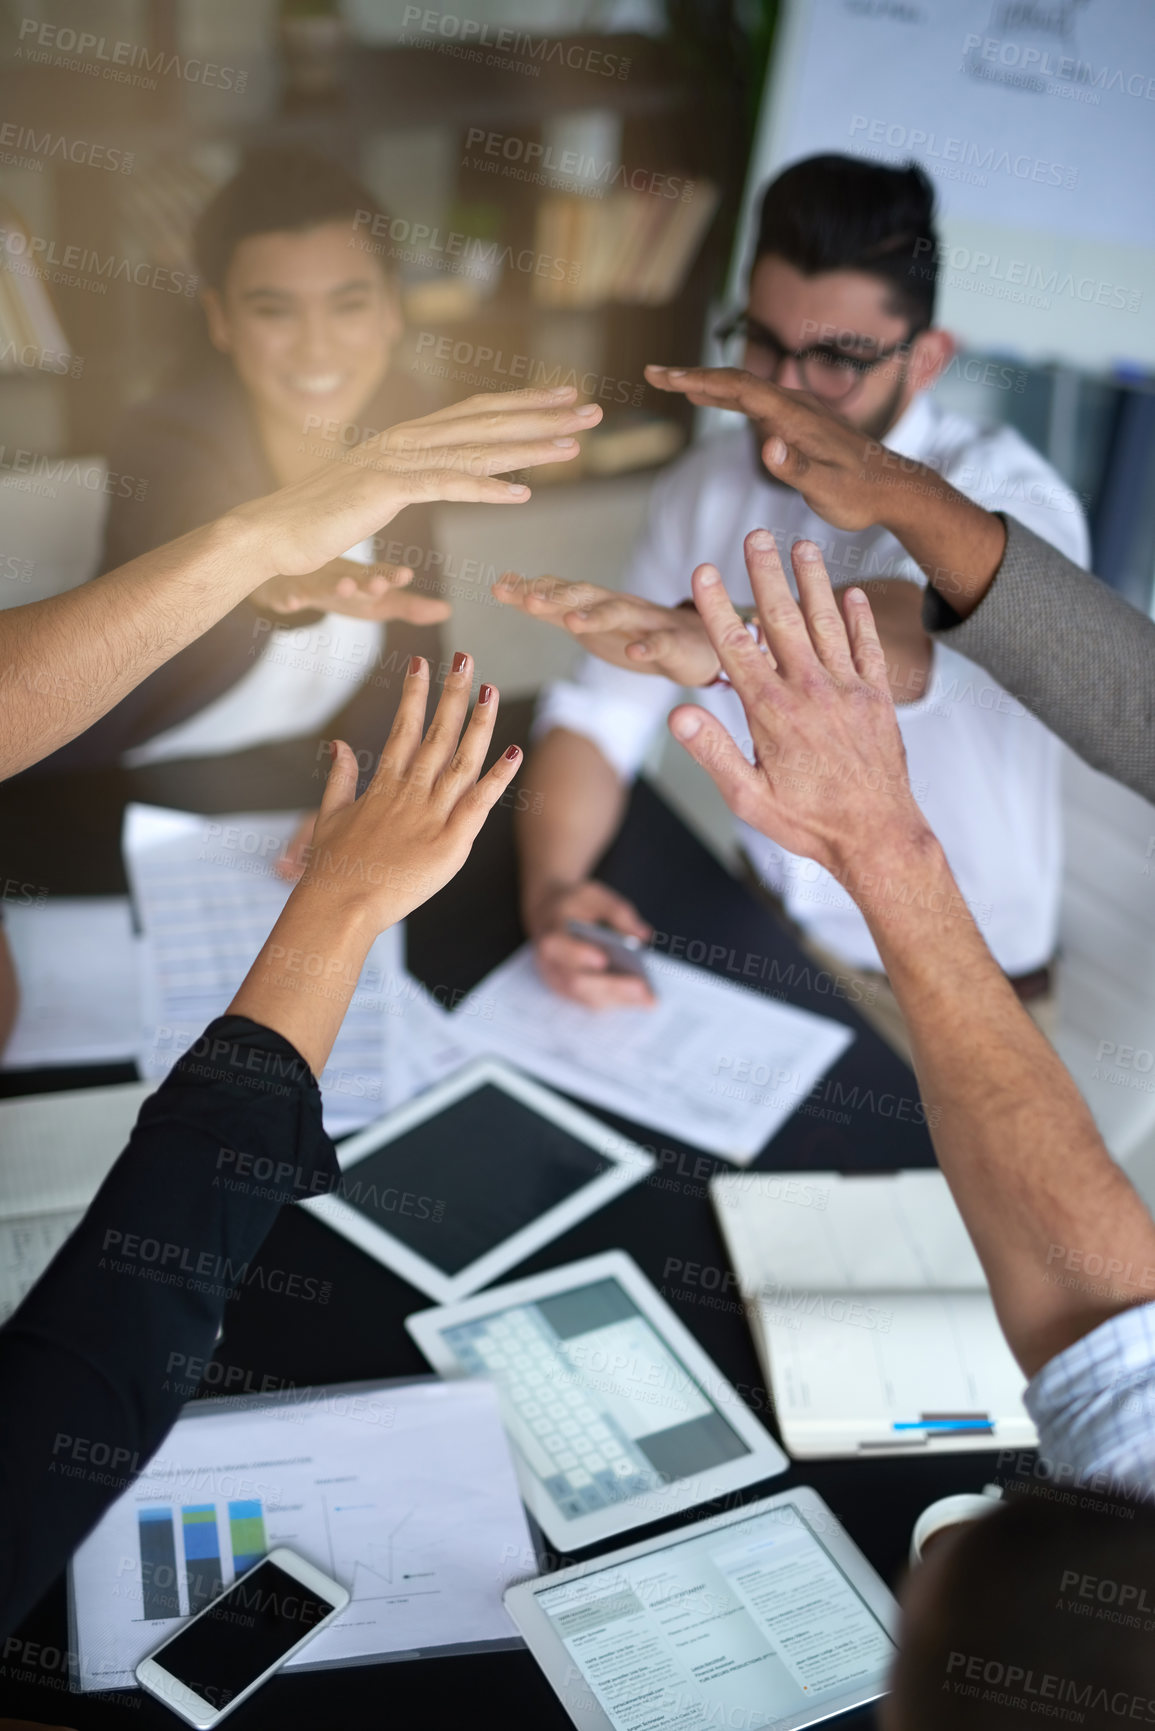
{"left": 1025, "top": 1304, "right": 1155, "bottom": 1499}
{"left": 534, "top": 393, "right": 1089, "bottom": 973}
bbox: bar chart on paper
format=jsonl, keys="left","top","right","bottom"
{"left": 70, "top": 1382, "right": 533, "bottom": 1690}
{"left": 228, "top": 1499, "right": 268, "bottom": 1575}
{"left": 182, "top": 1505, "right": 223, "bottom": 1613}
{"left": 135, "top": 1498, "right": 270, "bottom": 1622}
{"left": 137, "top": 1508, "right": 179, "bottom": 1622}
{"left": 129, "top": 1485, "right": 434, "bottom": 1631}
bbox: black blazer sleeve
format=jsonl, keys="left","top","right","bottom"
{"left": 0, "top": 1015, "right": 339, "bottom": 1638}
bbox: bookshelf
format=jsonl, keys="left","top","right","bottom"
{"left": 0, "top": 11, "right": 767, "bottom": 470}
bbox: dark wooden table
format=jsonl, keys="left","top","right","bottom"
{"left": 0, "top": 706, "right": 1011, "bottom": 1729}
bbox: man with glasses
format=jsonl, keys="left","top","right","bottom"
{"left": 509, "top": 155, "right": 1088, "bottom": 1056}
{"left": 711, "top": 300, "right": 926, "bottom": 435}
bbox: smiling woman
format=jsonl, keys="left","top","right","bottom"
{"left": 195, "top": 152, "right": 404, "bottom": 486}
{"left": 20, "top": 147, "right": 447, "bottom": 782}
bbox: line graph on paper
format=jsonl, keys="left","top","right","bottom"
{"left": 320, "top": 1492, "right": 444, "bottom": 1603}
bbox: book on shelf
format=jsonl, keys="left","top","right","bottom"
{"left": 532, "top": 177, "right": 719, "bottom": 310}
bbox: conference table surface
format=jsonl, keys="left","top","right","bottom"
{"left": 0, "top": 708, "right": 1017, "bottom": 1730}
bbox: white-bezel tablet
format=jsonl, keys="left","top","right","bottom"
{"left": 504, "top": 1485, "right": 898, "bottom": 1731}
{"left": 305, "top": 1059, "right": 654, "bottom": 1303}
{"left": 406, "top": 1250, "right": 789, "bottom": 1549}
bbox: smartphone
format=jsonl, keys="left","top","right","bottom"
{"left": 565, "top": 919, "right": 650, "bottom": 982}
{"left": 135, "top": 1547, "right": 349, "bottom": 1728}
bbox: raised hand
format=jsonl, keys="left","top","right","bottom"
{"left": 645, "top": 364, "right": 905, "bottom": 532}
{"left": 493, "top": 572, "right": 720, "bottom": 686}
{"left": 229, "top": 386, "right": 603, "bottom": 583}
{"left": 667, "top": 530, "right": 929, "bottom": 878}
{"left": 229, "top": 651, "right": 522, "bottom": 1072}
{"left": 250, "top": 556, "right": 451, "bottom": 625}
{"left": 299, "top": 651, "right": 519, "bottom": 925}
{"left": 646, "top": 364, "right": 1009, "bottom": 624}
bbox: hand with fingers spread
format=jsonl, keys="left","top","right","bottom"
{"left": 665, "top": 528, "right": 1155, "bottom": 1506}
{"left": 2, "top": 387, "right": 602, "bottom": 782}
{"left": 645, "top": 365, "right": 900, "bottom": 532}
{"left": 302, "top": 650, "right": 515, "bottom": 921}
{"left": 251, "top": 555, "right": 451, "bottom": 626}
{"left": 644, "top": 363, "right": 1007, "bottom": 610}
{"left": 228, "top": 386, "right": 602, "bottom": 583}
{"left": 230, "top": 649, "right": 520, "bottom": 1073}
{"left": 525, "top": 879, "right": 655, "bottom": 1011}
{"left": 667, "top": 530, "right": 931, "bottom": 880}
{"left": 493, "top": 572, "right": 720, "bottom": 687}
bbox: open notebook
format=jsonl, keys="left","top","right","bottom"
{"left": 710, "top": 1169, "right": 1037, "bottom": 1458}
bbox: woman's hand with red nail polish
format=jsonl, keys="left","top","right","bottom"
{"left": 293, "top": 651, "right": 520, "bottom": 931}
{"left": 229, "top": 655, "right": 521, "bottom": 1074}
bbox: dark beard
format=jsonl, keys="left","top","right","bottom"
{"left": 749, "top": 371, "right": 913, "bottom": 482}
{"left": 856, "top": 368, "right": 912, "bottom": 441}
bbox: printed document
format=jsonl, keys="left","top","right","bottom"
{"left": 69, "top": 1379, "right": 533, "bottom": 1689}
{"left": 123, "top": 805, "right": 423, "bottom": 1136}
{"left": 453, "top": 946, "right": 854, "bottom": 1163}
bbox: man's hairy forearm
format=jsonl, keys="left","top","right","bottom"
{"left": 668, "top": 528, "right": 1155, "bottom": 1385}
{"left": 517, "top": 729, "right": 627, "bottom": 924}
{"left": 852, "top": 830, "right": 1155, "bottom": 1377}
{"left": 1, "top": 513, "right": 266, "bottom": 780}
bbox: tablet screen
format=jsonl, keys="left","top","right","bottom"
{"left": 337, "top": 1084, "right": 610, "bottom": 1275}
{"left": 437, "top": 1276, "right": 750, "bottom": 1521}
{"left": 533, "top": 1502, "right": 895, "bottom": 1729}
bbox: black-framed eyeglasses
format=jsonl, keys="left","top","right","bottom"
{"left": 713, "top": 310, "right": 926, "bottom": 403}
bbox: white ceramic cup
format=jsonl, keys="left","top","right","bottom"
{"left": 909, "top": 1486, "right": 1003, "bottom": 1566}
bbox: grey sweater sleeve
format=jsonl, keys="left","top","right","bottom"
{"left": 922, "top": 513, "right": 1155, "bottom": 806}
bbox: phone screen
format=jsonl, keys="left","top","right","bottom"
{"left": 154, "top": 1559, "right": 336, "bottom": 1711}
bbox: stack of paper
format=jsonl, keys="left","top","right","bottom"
{"left": 451, "top": 946, "right": 854, "bottom": 1164}
{"left": 0, "top": 1080, "right": 154, "bottom": 1322}
{"left": 711, "top": 1169, "right": 1036, "bottom": 1457}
